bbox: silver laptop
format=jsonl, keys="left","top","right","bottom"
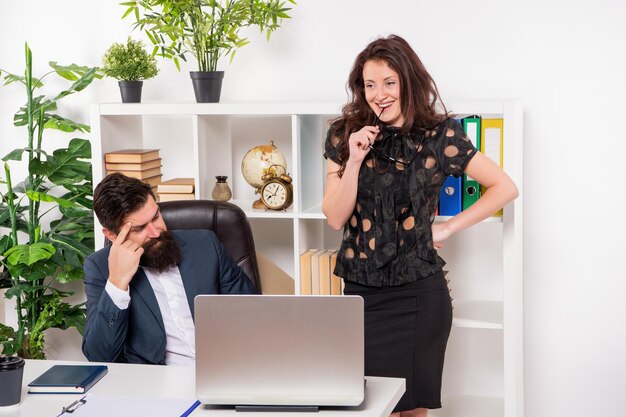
{"left": 194, "top": 295, "right": 364, "bottom": 407}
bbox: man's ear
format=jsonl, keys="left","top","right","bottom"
{"left": 102, "top": 228, "right": 117, "bottom": 243}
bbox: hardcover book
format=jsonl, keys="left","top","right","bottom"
{"left": 143, "top": 175, "right": 163, "bottom": 187}
{"left": 28, "top": 365, "right": 108, "bottom": 394}
{"left": 299, "top": 249, "right": 318, "bottom": 295}
{"left": 104, "top": 149, "right": 160, "bottom": 163}
{"left": 105, "top": 158, "right": 162, "bottom": 171}
{"left": 318, "top": 250, "right": 333, "bottom": 295}
{"left": 329, "top": 250, "right": 343, "bottom": 295}
{"left": 106, "top": 166, "right": 162, "bottom": 180}
{"left": 158, "top": 193, "right": 196, "bottom": 202}
{"left": 157, "top": 178, "right": 195, "bottom": 194}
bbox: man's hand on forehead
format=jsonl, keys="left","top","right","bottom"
{"left": 107, "top": 222, "right": 145, "bottom": 291}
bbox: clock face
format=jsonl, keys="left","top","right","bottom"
{"left": 261, "top": 181, "right": 288, "bottom": 209}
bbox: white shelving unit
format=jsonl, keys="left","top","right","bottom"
{"left": 90, "top": 100, "right": 523, "bottom": 417}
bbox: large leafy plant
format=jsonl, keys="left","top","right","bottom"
{"left": 0, "top": 44, "right": 100, "bottom": 359}
{"left": 121, "top": 0, "right": 296, "bottom": 72}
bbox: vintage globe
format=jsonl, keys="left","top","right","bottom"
{"left": 241, "top": 141, "right": 287, "bottom": 189}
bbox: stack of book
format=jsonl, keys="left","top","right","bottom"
{"left": 156, "top": 178, "right": 195, "bottom": 202}
{"left": 104, "top": 149, "right": 162, "bottom": 192}
{"left": 299, "top": 249, "right": 343, "bottom": 296}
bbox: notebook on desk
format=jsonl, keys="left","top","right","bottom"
{"left": 194, "top": 295, "right": 364, "bottom": 407}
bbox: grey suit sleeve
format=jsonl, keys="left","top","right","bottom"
{"left": 210, "top": 234, "right": 260, "bottom": 295}
{"left": 82, "top": 256, "right": 130, "bottom": 362}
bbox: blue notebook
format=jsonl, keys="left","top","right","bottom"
{"left": 28, "top": 365, "right": 108, "bottom": 394}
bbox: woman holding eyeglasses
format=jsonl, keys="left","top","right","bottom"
{"left": 322, "top": 34, "right": 518, "bottom": 417}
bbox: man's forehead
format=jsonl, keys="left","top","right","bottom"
{"left": 122, "top": 198, "right": 159, "bottom": 226}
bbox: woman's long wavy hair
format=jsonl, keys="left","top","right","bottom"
{"left": 330, "top": 34, "right": 448, "bottom": 175}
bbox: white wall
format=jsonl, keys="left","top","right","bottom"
{"left": 1, "top": 0, "right": 625, "bottom": 416}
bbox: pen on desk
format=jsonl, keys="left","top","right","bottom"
{"left": 180, "top": 399, "right": 201, "bottom": 417}
{"left": 57, "top": 396, "right": 87, "bottom": 417}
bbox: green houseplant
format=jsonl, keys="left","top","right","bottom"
{"left": 102, "top": 37, "right": 159, "bottom": 103}
{"left": 121, "top": 0, "right": 296, "bottom": 102}
{"left": 0, "top": 44, "right": 99, "bottom": 359}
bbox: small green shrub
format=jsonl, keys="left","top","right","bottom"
{"left": 102, "top": 37, "right": 158, "bottom": 81}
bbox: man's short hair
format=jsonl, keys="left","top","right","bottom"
{"left": 93, "top": 173, "right": 156, "bottom": 233}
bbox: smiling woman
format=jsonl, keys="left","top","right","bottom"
{"left": 321, "top": 34, "right": 518, "bottom": 417}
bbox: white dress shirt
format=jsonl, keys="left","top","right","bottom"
{"left": 105, "top": 266, "right": 196, "bottom": 366}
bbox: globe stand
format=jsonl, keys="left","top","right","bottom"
{"left": 252, "top": 187, "right": 267, "bottom": 209}
{"left": 252, "top": 198, "right": 266, "bottom": 209}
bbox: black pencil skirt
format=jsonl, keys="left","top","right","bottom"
{"left": 343, "top": 270, "right": 452, "bottom": 412}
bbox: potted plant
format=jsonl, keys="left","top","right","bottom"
{"left": 102, "top": 37, "right": 159, "bottom": 103}
{"left": 0, "top": 44, "right": 98, "bottom": 359}
{"left": 121, "top": 0, "right": 296, "bottom": 102}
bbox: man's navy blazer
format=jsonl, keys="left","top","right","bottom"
{"left": 82, "top": 229, "right": 259, "bottom": 364}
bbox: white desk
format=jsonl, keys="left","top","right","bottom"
{"left": 0, "top": 360, "right": 404, "bottom": 417}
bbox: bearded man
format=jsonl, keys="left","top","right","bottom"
{"left": 82, "top": 173, "right": 259, "bottom": 365}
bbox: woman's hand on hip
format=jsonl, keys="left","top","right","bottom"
{"left": 431, "top": 222, "right": 452, "bottom": 250}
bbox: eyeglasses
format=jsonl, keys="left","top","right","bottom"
{"left": 367, "top": 107, "right": 422, "bottom": 167}
{"left": 368, "top": 144, "right": 414, "bottom": 166}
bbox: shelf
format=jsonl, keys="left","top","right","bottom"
{"left": 436, "top": 215, "right": 502, "bottom": 223}
{"left": 432, "top": 395, "right": 503, "bottom": 417}
{"left": 299, "top": 203, "right": 326, "bottom": 219}
{"left": 228, "top": 203, "right": 504, "bottom": 223}
{"left": 242, "top": 203, "right": 506, "bottom": 222}
{"left": 230, "top": 199, "right": 296, "bottom": 219}
{"left": 96, "top": 101, "right": 342, "bottom": 116}
{"left": 96, "top": 99, "right": 510, "bottom": 117}
{"left": 452, "top": 300, "right": 503, "bottom": 330}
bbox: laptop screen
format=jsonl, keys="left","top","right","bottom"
{"left": 194, "top": 295, "right": 364, "bottom": 407}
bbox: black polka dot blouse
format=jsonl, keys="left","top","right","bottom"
{"left": 323, "top": 117, "right": 477, "bottom": 287}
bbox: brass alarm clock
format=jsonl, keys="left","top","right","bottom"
{"left": 259, "top": 165, "right": 293, "bottom": 210}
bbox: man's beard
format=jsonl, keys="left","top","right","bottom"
{"left": 140, "top": 230, "right": 182, "bottom": 273}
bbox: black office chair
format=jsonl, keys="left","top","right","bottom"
{"left": 158, "top": 199, "right": 261, "bottom": 291}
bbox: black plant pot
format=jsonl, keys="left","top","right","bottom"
{"left": 118, "top": 81, "right": 143, "bottom": 103}
{"left": 190, "top": 71, "right": 224, "bottom": 103}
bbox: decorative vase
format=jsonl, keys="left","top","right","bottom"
{"left": 211, "top": 176, "right": 232, "bottom": 201}
{"left": 190, "top": 71, "right": 224, "bottom": 103}
{"left": 118, "top": 80, "right": 143, "bottom": 103}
